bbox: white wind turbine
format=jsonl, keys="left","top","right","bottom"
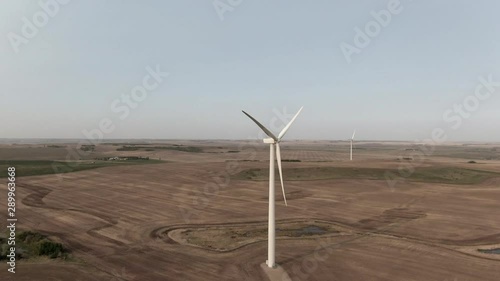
{"left": 242, "top": 106, "right": 303, "bottom": 268}
{"left": 350, "top": 130, "right": 356, "bottom": 161}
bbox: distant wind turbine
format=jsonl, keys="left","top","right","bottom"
{"left": 242, "top": 106, "right": 303, "bottom": 268}
{"left": 350, "top": 130, "right": 356, "bottom": 161}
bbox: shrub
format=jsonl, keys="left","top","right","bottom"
{"left": 0, "top": 242, "right": 8, "bottom": 260}
{"left": 80, "top": 145, "right": 96, "bottom": 152}
{"left": 36, "top": 241, "right": 64, "bottom": 258}
{"left": 19, "top": 231, "right": 45, "bottom": 243}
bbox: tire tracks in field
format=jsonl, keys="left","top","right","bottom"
{"left": 20, "top": 183, "right": 126, "bottom": 248}
{"left": 150, "top": 218, "right": 355, "bottom": 256}
{"left": 151, "top": 194, "right": 500, "bottom": 263}
{"left": 20, "top": 180, "right": 135, "bottom": 280}
{"left": 21, "top": 184, "right": 53, "bottom": 208}
{"left": 278, "top": 194, "right": 500, "bottom": 264}
{"left": 151, "top": 218, "right": 355, "bottom": 252}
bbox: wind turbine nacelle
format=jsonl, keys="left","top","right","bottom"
{"left": 263, "top": 138, "right": 275, "bottom": 144}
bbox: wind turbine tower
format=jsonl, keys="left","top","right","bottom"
{"left": 242, "top": 106, "right": 303, "bottom": 268}
{"left": 350, "top": 130, "right": 356, "bottom": 161}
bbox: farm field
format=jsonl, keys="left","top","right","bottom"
{"left": 1, "top": 140, "right": 500, "bottom": 280}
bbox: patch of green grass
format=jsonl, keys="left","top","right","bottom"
{"left": 116, "top": 146, "right": 140, "bottom": 151}
{"left": 407, "top": 167, "right": 499, "bottom": 184}
{"left": 432, "top": 146, "right": 500, "bottom": 160}
{"left": 46, "top": 145, "right": 66, "bottom": 148}
{"left": 117, "top": 145, "right": 203, "bottom": 153}
{"left": 0, "top": 159, "right": 163, "bottom": 178}
{"left": 104, "top": 143, "right": 148, "bottom": 146}
{"left": 179, "top": 221, "right": 337, "bottom": 251}
{"left": 234, "top": 166, "right": 500, "bottom": 185}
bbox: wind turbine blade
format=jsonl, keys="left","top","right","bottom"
{"left": 275, "top": 143, "right": 288, "bottom": 206}
{"left": 278, "top": 106, "right": 304, "bottom": 140}
{"left": 242, "top": 110, "right": 278, "bottom": 141}
{"left": 352, "top": 130, "right": 356, "bottom": 140}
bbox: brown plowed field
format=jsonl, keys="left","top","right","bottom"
{"left": 1, "top": 141, "right": 499, "bottom": 280}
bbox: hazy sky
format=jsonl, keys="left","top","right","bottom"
{"left": 1, "top": 0, "right": 499, "bottom": 141}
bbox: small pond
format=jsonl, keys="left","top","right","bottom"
{"left": 478, "top": 248, "right": 500, "bottom": 254}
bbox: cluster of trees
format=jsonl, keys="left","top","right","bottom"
{"left": 0, "top": 231, "right": 66, "bottom": 260}
{"left": 80, "top": 145, "right": 96, "bottom": 152}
